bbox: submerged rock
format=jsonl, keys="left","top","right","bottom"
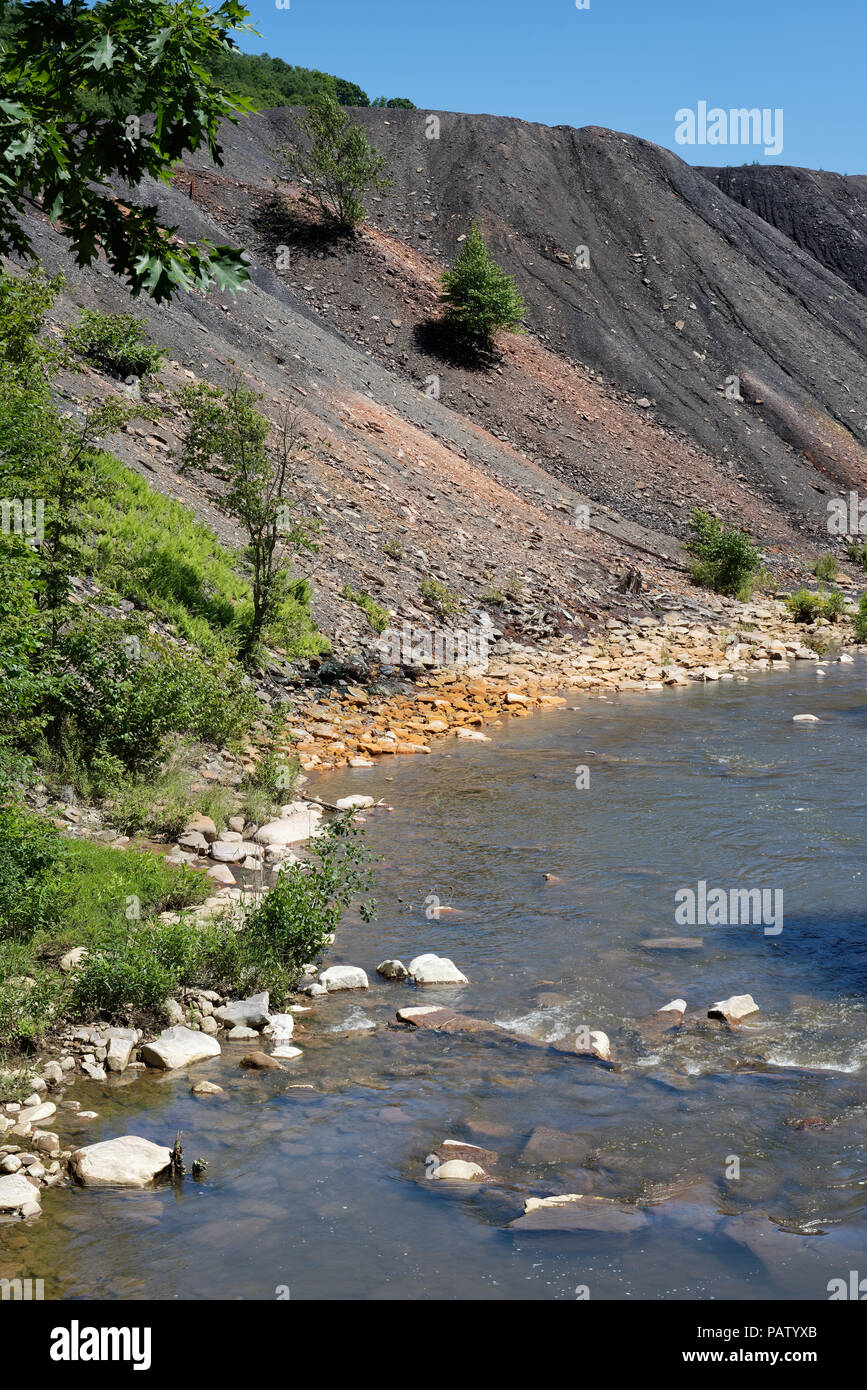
{"left": 574, "top": 1029, "right": 611, "bottom": 1062}
{"left": 408, "top": 953, "right": 468, "bottom": 985}
{"left": 521, "top": 1126, "right": 594, "bottom": 1165}
{"left": 69, "top": 1136, "right": 171, "bottom": 1187}
{"left": 708, "top": 994, "right": 760, "bottom": 1025}
{"left": 640, "top": 936, "right": 704, "bottom": 950}
{"left": 510, "top": 1194, "right": 649, "bottom": 1233}
{"left": 376, "top": 958, "right": 409, "bottom": 980}
{"left": 427, "top": 1139, "right": 498, "bottom": 1170}
{"left": 239, "top": 1052, "right": 283, "bottom": 1071}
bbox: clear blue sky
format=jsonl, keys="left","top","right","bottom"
{"left": 239, "top": 0, "right": 865, "bottom": 173}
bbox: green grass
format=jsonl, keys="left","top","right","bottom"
{"left": 0, "top": 816, "right": 211, "bottom": 1052}
{"left": 81, "top": 455, "right": 253, "bottom": 656}
{"left": 342, "top": 584, "right": 390, "bottom": 634}
{"left": 419, "top": 578, "right": 461, "bottom": 618}
{"left": 81, "top": 454, "right": 327, "bottom": 661}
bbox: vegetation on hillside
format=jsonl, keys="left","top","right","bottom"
{"left": 280, "top": 92, "right": 392, "bottom": 232}
{"left": 439, "top": 224, "right": 526, "bottom": 354}
{"left": 0, "top": 263, "right": 371, "bottom": 1067}
{"left": 686, "top": 509, "right": 764, "bottom": 599}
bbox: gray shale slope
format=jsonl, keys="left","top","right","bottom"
{"left": 16, "top": 108, "right": 867, "bottom": 660}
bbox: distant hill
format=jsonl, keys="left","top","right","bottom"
{"left": 199, "top": 49, "right": 414, "bottom": 113}
{"left": 209, "top": 50, "right": 376, "bottom": 110}
{"left": 0, "top": 5, "right": 412, "bottom": 112}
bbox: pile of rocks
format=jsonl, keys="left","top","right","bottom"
{"left": 259, "top": 598, "right": 864, "bottom": 772}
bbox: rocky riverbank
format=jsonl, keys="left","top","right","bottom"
{"left": 2, "top": 593, "right": 864, "bottom": 1223}
{"left": 265, "top": 594, "right": 865, "bottom": 774}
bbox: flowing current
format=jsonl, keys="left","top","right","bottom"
{"left": 2, "top": 661, "right": 865, "bottom": 1300}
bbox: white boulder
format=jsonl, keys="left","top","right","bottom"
{"left": 69, "top": 1136, "right": 172, "bottom": 1187}
{"left": 140, "top": 1026, "right": 221, "bottom": 1070}
{"left": 708, "top": 994, "right": 760, "bottom": 1024}
{"left": 377, "top": 959, "right": 409, "bottom": 980}
{"left": 0, "top": 1173, "right": 41, "bottom": 1212}
{"left": 213, "top": 992, "right": 271, "bottom": 1030}
{"left": 428, "top": 1159, "right": 486, "bottom": 1181}
{"left": 263, "top": 1013, "right": 295, "bottom": 1041}
{"left": 319, "top": 965, "right": 369, "bottom": 992}
{"left": 408, "top": 953, "right": 468, "bottom": 986}
{"left": 255, "top": 803, "right": 324, "bottom": 847}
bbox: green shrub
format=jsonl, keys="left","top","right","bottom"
{"left": 0, "top": 969, "right": 65, "bottom": 1049}
{"left": 64, "top": 309, "right": 165, "bottom": 379}
{"left": 855, "top": 593, "right": 867, "bottom": 642}
{"left": 230, "top": 813, "right": 376, "bottom": 995}
{"left": 0, "top": 806, "right": 63, "bottom": 942}
{"left": 686, "top": 509, "right": 763, "bottom": 598}
{"left": 48, "top": 614, "right": 259, "bottom": 776}
{"left": 822, "top": 590, "right": 846, "bottom": 623}
{"left": 281, "top": 92, "right": 392, "bottom": 231}
{"left": 239, "top": 751, "right": 301, "bottom": 826}
{"left": 419, "top": 577, "right": 460, "bottom": 618}
{"left": 439, "top": 224, "right": 525, "bottom": 353}
{"left": 69, "top": 918, "right": 196, "bottom": 1019}
{"left": 342, "top": 585, "right": 389, "bottom": 634}
{"left": 785, "top": 588, "right": 824, "bottom": 623}
{"left": 845, "top": 539, "right": 867, "bottom": 571}
{"left": 0, "top": 537, "right": 55, "bottom": 747}
{"left": 812, "top": 553, "right": 838, "bottom": 582}
{"left": 785, "top": 588, "right": 846, "bottom": 624}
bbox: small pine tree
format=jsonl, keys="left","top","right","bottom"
{"left": 439, "top": 225, "right": 525, "bottom": 353}
{"left": 282, "top": 93, "right": 391, "bottom": 232}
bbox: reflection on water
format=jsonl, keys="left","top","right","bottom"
{"left": 2, "top": 662, "right": 866, "bottom": 1300}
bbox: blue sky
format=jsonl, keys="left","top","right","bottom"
{"left": 239, "top": 0, "right": 865, "bottom": 173}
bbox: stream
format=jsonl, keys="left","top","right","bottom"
{"left": 2, "top": 660, "right": 866, "bottom": 1300}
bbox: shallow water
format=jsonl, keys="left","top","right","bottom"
{"left": 3, "top": 661, "right": 866, "bottom": 1300}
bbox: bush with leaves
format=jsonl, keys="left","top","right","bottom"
{"left": 686, "top": 509, "right": 763, "bottom": 598}
{"left": 64, "top": 308, "right": 164, "bottom": 378}
{"left": 233, "top": 813, "right": 377, "bottom": 995}
{"left": 178, "top": 376, "right": 319, "bottom": 660}
{"left": 0, "top": 0, "right": 253, "bottom": 301}
{"left": 48, "top": 614, "right": 259, "bottom": 776}
{"left": 70, "top": 917, "right": 197, "bottom": 1019}
{"left": 785, "top": 587, "right": 846, "bottom": 624}
{"left": 0, "top": 805, "right": 63, "bottom": 942}
{"left": 439, "top": 224, "right": 525, "bottom": 353}
{"left": 281, "top": 92, "right": 391, "bottom": 232}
